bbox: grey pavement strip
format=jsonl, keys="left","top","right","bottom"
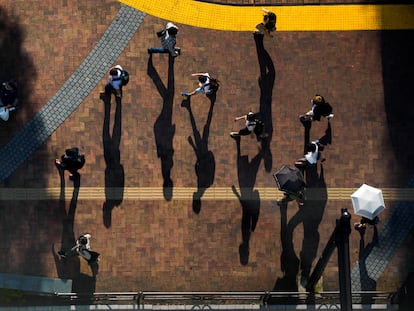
{"left": 351, "top": 176, "right": 414, "bottom": 291}
{"left": 0, "top": 4, "right": 145, "bottom": 183}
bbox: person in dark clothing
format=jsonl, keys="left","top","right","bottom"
{"left": 230, "top": 111, "right": 267, "bottom": 140}
{"left": 354, "top": 216, "right": 380, "bottom": 234}
{"left": 255, "top": 8, "right": 277, "bottom": 37}
{"left": 58, "top": 233, "right": 100, "bottom": 264}
{"left": 55, "top": 147, "right": 85, "bottom": 179}
{"left": 0, "top": 79, "right": 18, "bottom": 108}
{"left": 299, "top": 94, "right": 334, "bottom": 124}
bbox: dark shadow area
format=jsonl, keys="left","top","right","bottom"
{"left": 254, "top": 32, "right": 275, "bottom": 173}
{"left": 148, "top": 54, "right": 176, "bottom": 201}
{"left": 52, "top": 171, "right": 97, "bottom": 297}
{"left": 381, "top": 26, "right": 414, "bottom": 306}
{"left": 382, "top": 30, "right": 414, "bottom": 177}
{"left": 101, "top": 94, "right": 125, "bottom": 228}
{"left": 0, "top": 7, "right": 36, "bottom": 140}
{"left": 274, "top": 121, "right": 329, "bottom": 292}
{"left": 231, "top": 136, "right": 263, "bottom": 265}
{"left": 181, "top": 96, "right": 216, "bottom": 214}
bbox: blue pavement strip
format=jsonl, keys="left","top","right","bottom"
{"left": 0, "top": 273, "right": 72, "bottom": 293}
{"left": 351, "top": 176, "right": 414, "bottom": 291}
{"left": 0, "top": 4, "right": 145, "bottom": 183}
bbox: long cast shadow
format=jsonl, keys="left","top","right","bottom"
{"left": 275, "top": 122, "right": 330, "bottom": 291}
{"left": 254, "top": 32, "right": 275, "bottom": 173}
{"left": 231, "top": 136, "right": 263, "bottom": 265}
{"left": 382, "top": 30, "right": 414, "bottom": 176}
{"left": 377, "top": 28, "right": 414, "bottom": 302}
{"left": 148, "top": 54, "right": 175, "bottom": 201}
{"left": 181, "top": 95, "right": 216, "bottom": 214}
{"left": 101, "top": 94, "right": 125, "bottom": 228}
{"left": 52, "top": 171, "right": 97, "bottom": 295}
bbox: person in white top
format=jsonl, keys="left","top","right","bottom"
{"left": 148, "top": 22, "right": 181, "bottom": 57}
{"left": 58, "top": 233, "right": 100, "bottom": 264}
{"left": 295, "top": 140, "right": 320, "bottom": 168}
{"left": 103, "top": 65, "right": 123, "bottom": 99}
{"left": 181, "top": 73, "right": 212, "bottom": 98}
{"left": 230, "top": 111, "right": 257, "bottom": 137}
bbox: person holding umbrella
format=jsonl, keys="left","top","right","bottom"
{"left": 273, "top": 165, "right": 306, "bottom": 206}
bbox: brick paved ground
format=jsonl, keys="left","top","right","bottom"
{"left": 0, "top": 0, "right": 413, "bottom": 294}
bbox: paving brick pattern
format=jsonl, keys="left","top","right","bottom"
{"left": 0, "top": 0, "right": 413, "bottom": 295}
{"left": 0, "top": 4, "right": 144, "bottom": 182}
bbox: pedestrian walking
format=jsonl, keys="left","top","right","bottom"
{"left": 181, "top": 72, "right": 220, "bottom": 99}
{"left": 148, "top": 22, "right": 181, "bottom": 57}
{"left": 299, "top": 94, "right": 334, "bottom": 124}
{"left": 230, "top": 111, "right": 266, "bottom": 140}
{"left": 58, "top": 233, "right": 100, "bottom": 264}
{"left": 354, "top": 216, "right": 379, "bottom": 232}
{"left": 102, "top": 65, "right": 129, "bottom": 99}
{"left": 0, "top": 79, "right": 18, "bottom": 121}
{"left": 55, "top": 147, "right": 85, "bottom": 180}
{"left": 294, "top": 140, "right": 321, "bottom": 168}
{"left": 255, "top": 8, "right": 277, "bottom": 37}
{"left": 0, "top": 79, "right": 18, "bottom": 109}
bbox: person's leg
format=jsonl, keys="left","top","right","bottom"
{"left": 104, "top": 83, "right": 114, "bottom": 96}
{"left": 148, "top": 47, "right": 169, "bottom": 54}
{"left": 231, "top": 127, "right": 251, "bottom": 137}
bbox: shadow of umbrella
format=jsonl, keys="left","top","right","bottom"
{"left": 148, "top": 54, "right": 175, "bottom": 201}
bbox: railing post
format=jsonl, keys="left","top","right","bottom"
{"left": 137, "top": 291, "right": 144, "bottom": 305}
{"left": 335, "top": 208, "right": 353, "bottom": 311}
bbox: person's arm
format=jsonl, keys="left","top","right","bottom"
{"left": 234, "top": 115, "right": 247, "bottom": 121}
{"left": 191, "top": 72, "right": 208, "bottom": 77}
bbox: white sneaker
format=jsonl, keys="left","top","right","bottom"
{"left": 327, "top": 114, "right": 334, "bottom": 120}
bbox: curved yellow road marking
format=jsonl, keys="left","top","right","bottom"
{"left": 120, "top": 0, "right": 414, "bottom": 31}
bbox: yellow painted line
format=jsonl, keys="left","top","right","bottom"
{"left": 0, "top": 187, "right": 414, "bottom": 201}
{"left": 120, "top": 0, "right": 414, "bottom": 31}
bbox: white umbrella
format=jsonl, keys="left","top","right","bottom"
{"left": 351, "top": 184, "right": 385, "bottom": 220}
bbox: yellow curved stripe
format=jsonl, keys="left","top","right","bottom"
{"left": 119, "top": 0, "right": 414, "bottom": 31}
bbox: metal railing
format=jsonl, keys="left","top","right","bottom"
{"left": 52, "top": 290, "right": 396, "bottom": 306}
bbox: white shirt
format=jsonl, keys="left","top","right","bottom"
{"left": 305, "top": 142, "right": 319, "bottom": 164}
{"left": 195, "top": 73, "right": 211, "bottom": 94}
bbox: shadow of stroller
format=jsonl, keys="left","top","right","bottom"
{"left": 181, "top": 96, "right": 216, "bottom": 214}
{"left": 231, "top": 136, "right": 263, "bottom": 265}
{"left": 148, "top": 54, "right": 175, "bottom": 201}
{"left": 101, "top": 94, "right": 125, "bottom": 228}
{"left": 52, "top": 171, "right": 97, "bottom": 295}
{"left": 254, "top": 32, "right": 275, "bottom": 173}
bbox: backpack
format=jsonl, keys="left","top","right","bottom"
{"left": 206, "top": 77, "right": 220, "bottom": 93}
{"left": 254, "top": 119, "right": 264, "bottom": 136}
{"left": 120, "top": 70, "right": 129, "bottom": 86}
